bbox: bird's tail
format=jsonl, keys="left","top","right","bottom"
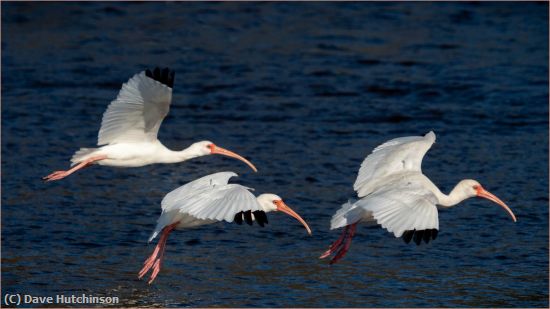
{"left": 70, "top": 148, "right": 98, "bottom": 166}
{"left": 330, "top": 199, "right": 364, "bottom": 230}
{"left": 148, "top": 210, "right": 177, "bottom": 243}
{"left": 148, "top": 230, "right": 161, "bottom": 243}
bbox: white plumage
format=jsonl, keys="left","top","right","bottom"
{"left": 140, "top": 171, "right": 311, "bottom": 284}
{"left": 98, "top": 71, "right": 171, "bottom": 145}
{"left": 44, "top": 68, "right": 257, "bottom": 181}
{"left": 333, "top": 132, "right": 439, "bottom": 235}
{"left": 332, "top": 173, "right": 440, "bottom": 237}
{"left": 149, "top": 172, "right": 261, "bottom": 241}
{"left": 160, "top": 171, "right": 239, "bottom": 211}
{"left": 321, "top": 131, "right": 516, "bottom": 264}
{"left": 353, "top": 131, "right": 435, "bottom": 197}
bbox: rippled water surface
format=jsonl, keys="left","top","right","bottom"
{"left": 2, "top": 2, "right": 548, "bottom": 307}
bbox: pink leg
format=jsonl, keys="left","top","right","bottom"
{"left": 330, "top": 223, "right": 357, "bottom": 265}
{"left": 43, "top": 155, "right": 108, "bottom": 182}
{"left": 138, "top": 222, "right": 179, "bottom": 284}
{"left": 146, "top": 224, "right": 176, "bottom": 284}
{"left": 319, "top": 225, "right": 349, "bottom": 259}
{"left": 148, "top": 240, "right": 168, "bottom": 284}
{"left": 139, "top": 226, "right": 171, "bottom": 279}
{"left": 138, "top": 240, "right": 163, "bottom": 279}
{"left": 143, "top": 235, "right": 168, "bottom": 281}
{"left": 140, "top": 226, "right": 176, "bottom": 274}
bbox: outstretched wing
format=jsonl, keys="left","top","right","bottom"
{"left": 354, "top": 175, "right": 439, "bottom": 242}
{"left": 97, "top": 68, "right": 175, "bottom": 145}
{"left": 149, "top": 172, "right": 263, "bottom": 241}
{"left": 161, "top": 171, "right": 238, "bottom": 212}
{"left": 354, "top": 131, "right": 436, "bottom": 197}
{"left": 179, "top": 184, "right": 262, "bottom": 223}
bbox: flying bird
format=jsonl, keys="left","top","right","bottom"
{"left": 138, "top": 171, "right": 312, "bottom": 284}
{"left": 320, "top": 131, "right": 516, "bottom": 264}
{"left": 43, "top": 68, "right": 257, "bottom": 181}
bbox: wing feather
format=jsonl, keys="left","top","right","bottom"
{"left": 150, "top": 172, "right": 260, "bottom": 241}
{"left": 353, "top": 177, "right": 439, "bottom": 237}
{"left": 181, "top": 185, "right": 261, "bottom": 222}
{"left": 161, "top": 172, "right": 238, "bottom": 211}
{"left": 330, "top": 200, "right": 367, "bottom": 230}
{"left": 354, "top": 131, "right": 436, "bottom": 197}
{"left": 97, "top": 69, "right": 174, "bottom": 145}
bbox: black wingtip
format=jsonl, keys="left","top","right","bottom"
{"left": 233, "top": 210, "right": 269, "bottom": 227}
{"left": 253, "top": 210, "right": 268, "bottom": 227}
{"left": 403, "top": 229, "right": 439, "bottom": 245}
{"left": 243, "top": 210, "right": 253, "bottom": 226}
{"left": 233, "top": 212, "right": 243, "bottom": 225}
{"left": 402, "top": 230, "right": 414, "bottom": 244}
{"left": 414, "top": 230, "right": 423, "bottom": 245}
{"left": 423, "top": 229, "right": 431, "bottom": 244}
{"left": 145, "top": 67, "right": 175, "bottom": 88}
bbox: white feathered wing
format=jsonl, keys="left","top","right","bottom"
{"left": 149, "top": 172, "right": 262, "bottom": 242}
{"left": 332, "top": 131, "right": 440, "bottom": 238}
{"left": 353, "top": 131, "right": 435, "bottom": 197}
{"left": 98, "top": 71, "right": 172, "bottom": 145}
{"left": 332, "top": 176, "right": 439, "bottom": 237}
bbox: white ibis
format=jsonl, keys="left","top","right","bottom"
{"left": 138, "top": 171, "right": 312, "bottom": 284}
{"left": 320, "top": 131, "right": 517, "bottom": 264}
{"left": 43, "top": 68, "right": 257, "bottom": 181}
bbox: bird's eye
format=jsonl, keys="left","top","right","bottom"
{"left": 473, "top": 185, "right": 479, "bottom": 190}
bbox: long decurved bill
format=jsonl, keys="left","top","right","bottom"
{"left": 210, "top": 144, "right": 258, "bottom": 172}
{"left": 476, "top": 186, "right": 517, "bottom": 222}
{"left": 274, "top": 200, "right": 312, "bottom": 235}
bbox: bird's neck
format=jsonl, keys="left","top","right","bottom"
{"left": 159, "top": 145, "right": 204, "bottom": 163}
{"left": 435, "top": 183, "right": 469, "bottom": 207}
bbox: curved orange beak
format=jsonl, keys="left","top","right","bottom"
{"left": 274, "top": 200, "right": 312, "bottom": 235}
{"left": 476, "top": 186, "right": 517, "bottom": 222}
{"left": 209, "top": 144, "right": 258, "bottom": 172}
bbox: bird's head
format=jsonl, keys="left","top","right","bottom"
{"left": 257, "top": 193, "right": 312, "bottom": 235}
{"left": 191, "top": 140, "right": 258, "bottom": 172}
{"left": 458, "top": 179, "right": 517, "bottom": 222}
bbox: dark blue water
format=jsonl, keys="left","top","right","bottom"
{"left": 2, "top": 2, "right": 548, "bottom": 307}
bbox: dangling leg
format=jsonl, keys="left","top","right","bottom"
{"left": 148, "top": 239, "right": 169, "bottom": 284}
{"left": 147, "top": 223, "right": 179, "bottom": 284}
{"left": 43, "top": 155, "right": 108, "bottom": 181}
{"left": 138, "top": 223, "right": 176, "bottom": 279}
{"left": 138, "top": 222, "right": 178, "bottom": 283}
{"left": 330, "top": 222, "right": 357, "bottom": 265}
{"left": 319, "top": 225, "right": 350, "bottom": 259}
{"left": 139, "top": 240, "right": 163, "bottom": 279}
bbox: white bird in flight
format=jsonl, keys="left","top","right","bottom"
{"left": 320, "top": 131, "right": 517, "bottom": 264}
{"left": 43, "top": 68, "right": 257, "bottom": 181}
{"left": 138, "top": 171, "right": 312, "bottom": 284}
